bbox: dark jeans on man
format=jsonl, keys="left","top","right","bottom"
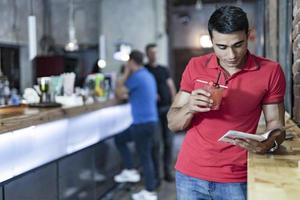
{"left": 114, "top": 122, "right": 159, "bottom": 191}
{"left": 152, "top": 105, "right": 174, "bottom": 183}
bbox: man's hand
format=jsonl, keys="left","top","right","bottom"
{"left": 167, "top": 89, "right": 212, "bottom": 132}
{"left": 115, "top": 64, "right": 131, "bottom": 100}
{"left": 234, "top": 129, "right": 283, "bottom": 154}
{"left": 115, "top": 85, "right": 128, "bottom": 100}
{"left": 235, "top": 103, "right": 286, "bottom": 154}
{"left": 188, "top": 89, "right": 213, "bottom": 113}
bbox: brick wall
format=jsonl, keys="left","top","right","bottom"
{"left": 293, "top": 0, "right": 300, "bottom": 123}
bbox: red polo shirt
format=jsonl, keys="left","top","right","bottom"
{"left": 175, "top": 52, "right": 286, "bottom": 182}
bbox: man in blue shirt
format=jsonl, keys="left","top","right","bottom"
{"left": 114, "top": 50, "right": 159, "bottom": 200}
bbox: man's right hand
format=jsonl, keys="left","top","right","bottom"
{"left": 167, "top": 90, "right": 212, "bottom": 132}
{"left": 188, "top": 89, "right": 213, "bottom": 114}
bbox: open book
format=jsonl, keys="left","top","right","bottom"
{"left": 218, "top": 125, "right": 296, "bottom": 144}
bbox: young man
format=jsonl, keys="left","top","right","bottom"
{"left": 114, "top": 50, "right": 159, "bottom": 200}
{"left": 167, "top": 6, "right": 286, "bottom": 200}
{"left": 145, "top": 43, "right": 177, "bottom": 182}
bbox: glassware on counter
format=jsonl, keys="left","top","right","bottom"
{"left": 38, "top": 77, "right": 51, "bottom": 103}
{"left": 62, "top": 72, "right": 76, "bottom": 96}
{"left": 84, "top": 73, "right": 114, "bottom": 102}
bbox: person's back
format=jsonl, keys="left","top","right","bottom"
{"left": 145, "top": 64, "right": 172, "bottom": 107}
{"left": 145, "top": 44, "right": 176, "bottom": 108}
{"left": 126, "top": 67, "right": 158, "bottom": 124}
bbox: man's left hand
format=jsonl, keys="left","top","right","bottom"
{"left": 234, "top": 129, "right": 283, "bottom": 154}
{"left": 234, "top": 138, "right": 274, "bottom": 154}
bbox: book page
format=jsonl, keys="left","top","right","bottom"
{"left": 219, "top": 128, "right": 287, "bottom": 145}
{"left": 218, "top": 130, "right": 268, "bottom": 144}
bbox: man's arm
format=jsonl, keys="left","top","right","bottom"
{"left": 115, "top": 80, "right": 128, "bottom": 100}
{"left": 262, "top": 102, "right": 285, "bottom": 145}
{"left": 166, "top": 78, "right": 177, "bottom": 102}
{"left": 235, "top": 103, "right": 285, "bottom": 153}
{"left": 167, "top": 89, "right": 212, "bottom": 132}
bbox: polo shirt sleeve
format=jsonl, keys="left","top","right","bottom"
{"left": 262, "top": 64, "right": 286, "bottom": 104}
{"left": 125, "top": 74, "right": 138, "bottom": 91}
{"left": 180, "top": 58, "right": 194, "bottom": 93}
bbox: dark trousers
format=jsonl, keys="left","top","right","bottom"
{"left": 152, "top": 105, "right": 174, "bottom": 183}
{"left": 114, "top": 122, "right": 159, "bottom": 191}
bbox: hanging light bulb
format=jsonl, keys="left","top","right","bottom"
{"left": 28, "top": 15, "right": 37, "bottom": 60}
{"left": 97, "top": 34, "right": 106, "bottom": 68}
{"left": 65, "top": 0, "right": 79, "bottom": 51}
{"left": 113, "top": 43, "right": 131, "bottom": 62}
{"left": 199, "top": 35, "right": 212, "bottom": 48}
{"left": 97, "top": 59, "right": 106, "bottom": 69}
{"left": 28, "top": 0, "right": 37, "bottom": 60}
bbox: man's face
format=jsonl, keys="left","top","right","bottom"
{"left": 211, "top": 30, "right": 248, "bottom": 70}
{"left": 125, "top": 59, "right": 133, "bottom": 71}
{"left": 147, "top": 47, "right": 157, "bottom": 63}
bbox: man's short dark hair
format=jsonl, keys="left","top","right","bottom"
{"left": 129, "top": 50, "right": 144, "bottom": 66}
{"left": 208, "top": 6, "right": 249, "bottom": 38}
{"left": 145, "top": 43, "right": 157, "bottom": 53}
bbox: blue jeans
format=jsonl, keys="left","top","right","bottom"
{"left": 114, "top": 122, "right": 158, "bottom": 191}
{"left": 176, "top": 171, "right": 247, "bottom": 200}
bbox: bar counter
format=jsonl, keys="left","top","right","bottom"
{"left": 3, "top": 101, "right": 300, "bottom": 199}
{"left": 0, "top": 99, "right": 121, "bottom": 134}
{"left": 0, "top": 99, "right": 132, "bottom": 185}
{"left": 248, "top": 116, "right": 300, "bottom": 200}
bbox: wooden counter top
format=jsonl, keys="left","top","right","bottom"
{"left": 0, "top": 99, "right": 119, "bottom": 134}
{"left": 248, "top": 115, "right": 300, "bottom": 200}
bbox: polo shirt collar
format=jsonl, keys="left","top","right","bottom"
{"left": 206, "top": 51, "right": 259, "bottom": 71}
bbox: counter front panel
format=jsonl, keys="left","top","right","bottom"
{"left": 0, "top": 103, "right": 132, "bottom": 183}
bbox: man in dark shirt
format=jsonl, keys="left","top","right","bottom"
{"left": 145, "top": 43, "right": 177, "bottom": 182}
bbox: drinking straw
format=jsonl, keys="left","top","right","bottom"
{"left": 196, "top": 79, "right": 228, "bottom": 88}
{"left": 215, "top": 71, "right": 221, "bottom": 85}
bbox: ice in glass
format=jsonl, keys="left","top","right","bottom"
{"left": 203, "top": 81, "right": 224, "bottom": 110}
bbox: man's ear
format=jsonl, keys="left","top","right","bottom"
{"left": 247, "top": 29, "right": 251, "bottom": 39}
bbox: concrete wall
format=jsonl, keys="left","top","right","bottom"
{"left": 0, "top": 0, "right": 43, "bottom": 91}
{"left": 0, "top": 0, "right": 100, "bottom": 91}
{"left": 0, "top": 0, "right": 168, "bottom": 88}
{"left": 0, "top": 0, "right": 167, "bottom": 90}
{"left": 100, "top": 0, "right": 168, "bottom": 72}
{"left": 0, "top": 0, "right": 99, "bottom": 48}
{"left": 0, "top": 0, "right": 43, "bottom": 44}
{"left": 50, "top": 0, "right": 99, "bottom": 46}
